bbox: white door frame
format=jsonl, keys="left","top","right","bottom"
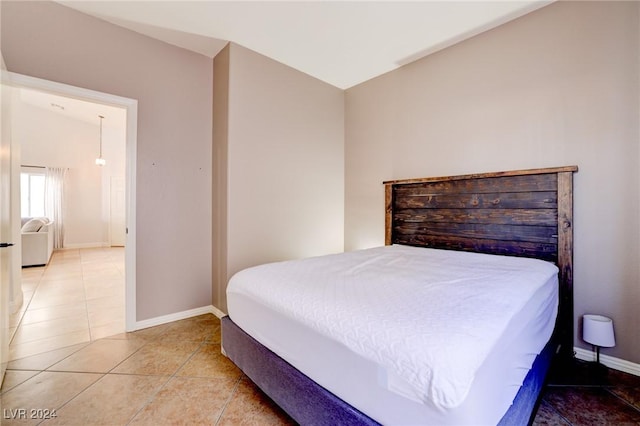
{"left": 7, "top": 72, "right": 138, "bottom": 331}
{"left": 109, "top": 176, "right": 127, "bottom": 247}
{"left": 0, "top": 71, "right": 14, "bottom": 387}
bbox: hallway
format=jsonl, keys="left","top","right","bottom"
{"left": 8, "top": 247, "right": 125, "bottom": 361}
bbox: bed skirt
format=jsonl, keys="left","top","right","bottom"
{"left": 221, "top": 316, "right": 555, "bottom": 425}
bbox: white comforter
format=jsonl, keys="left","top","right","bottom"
{"left": 227, "top": 245, "right": 558, "bottom": 409}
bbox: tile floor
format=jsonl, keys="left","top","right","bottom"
{"left": 533, "top": 359, "right": 640, "bottom": 425}
{"left": 3, "top": 249, "right": 639, "bottom": 425}
{"left": 1, "top": 314, "right": 294, "bottom": 425}
{"left": 8, "top": 247, "right": 125, "bottom": 362}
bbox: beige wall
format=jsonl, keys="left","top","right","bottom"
{"left": 345, "top": 1, "right": 640, "bottom": 363}
{"left": 213, "top": 43, "right": 345, "bottom": 312}
{"left": 212, "top": 44, "right": 230, "bottom": 311}
{"left": 1, "top": 1, "right": 214, "bottom": 321}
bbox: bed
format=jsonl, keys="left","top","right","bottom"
{"left": 221, "top": 165, "right": 578, "bottom": 425}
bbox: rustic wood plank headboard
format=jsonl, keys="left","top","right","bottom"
{"left": 384, "top": 166, "right": 578, "bottom": 359}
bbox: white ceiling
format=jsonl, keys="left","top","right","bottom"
{"left": 18, "top": 87, "right": 126, "bottom": 129}
{"left": 56, "top": 1, "right": 552, "bottom": 89}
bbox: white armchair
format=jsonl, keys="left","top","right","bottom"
{"left": 21, "top": 217, "right": 54, "bottom": 267}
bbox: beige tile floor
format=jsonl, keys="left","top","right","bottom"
{"left": 8, "top": 247, "right": 126, "bottom": 361}
{"left": 3, "top": 248, "right": 294, "bottom": 425}
{"left": 1, "top": 315, "right": 294, "bottom": 425}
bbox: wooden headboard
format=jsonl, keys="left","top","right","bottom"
{"left": 384, "top": 166, "right": 578, "bottom": 359}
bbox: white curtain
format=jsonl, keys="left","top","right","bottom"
{"left": 45, "top": 167, "right": 66, "bottom": 249}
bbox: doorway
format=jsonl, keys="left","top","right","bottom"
{"left": 6, "top": 72, "right": 138, "bottom": 341}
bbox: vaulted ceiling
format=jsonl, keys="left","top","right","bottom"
{"left": 56, "top": 1, "right": 552, "bottom": 90}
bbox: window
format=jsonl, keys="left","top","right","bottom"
{"left": 21, "top": 171, "right": 46, "bottom": 218}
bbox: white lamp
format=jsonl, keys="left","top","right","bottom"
{"left": 583, "top": 314, "right": 615, "bottom": 365}
{"left": 95, "top": 115, "right": 106, "bottom": 166}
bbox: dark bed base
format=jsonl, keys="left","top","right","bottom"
{"left": 221, "top": 316, "right": 555, "bottom": 426}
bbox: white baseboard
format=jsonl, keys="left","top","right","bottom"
{"left": 131, "top": 305, "right": 226, "bottom": 331}
{"left": 210, "top": 305, "right": 226, "bottom": 319}
{"left": 60, "top": 242, "right": 110, "bottom": 249}
{"left": 574, "top": 347, "right": 640, "bottom": 377}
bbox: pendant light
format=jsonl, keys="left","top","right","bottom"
{"left": 95, "top": 115, "right": 106, "bottom": 166}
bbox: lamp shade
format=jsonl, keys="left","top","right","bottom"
{"left": 583, "top": 314, "right": 615, "bottom": 347}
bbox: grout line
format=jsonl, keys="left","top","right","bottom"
{"left": 605, "top": 388, "right": 640, "bottom": 414}
{"left": 79, "top": 249, "right": 93, "bottom": 342}
{"left": 124, "top": 334, "right": 208, "bottom": 424}
{"left": 9, "top": 265, "right": 45, "bottom": 346}
{"left": 215, "top": 375, "right": 244, "bottom": 426}
{"left": 8, "top": 341, "right": 91, "bottom": 370}
{"left": 0, "top": 369, "right": 43, "bottom": 395}
{"left": 537, "top": 395, "right": 574, "bottom": 425}
{"left": 103, "top": 339, "right": 153, "bottom": 375}
{"left": 40, "top": 372, "right": 108, "bottom": 422}
{"left": 123, "top": 370, "right": 175, "bottom": 425}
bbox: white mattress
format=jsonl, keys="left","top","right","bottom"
{"left": 227, "top": 245, "right": 558, "bottom": 425}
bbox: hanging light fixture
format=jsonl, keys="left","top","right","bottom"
{"left": 95, "top": 114, "right": 106, "bottom": 166}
